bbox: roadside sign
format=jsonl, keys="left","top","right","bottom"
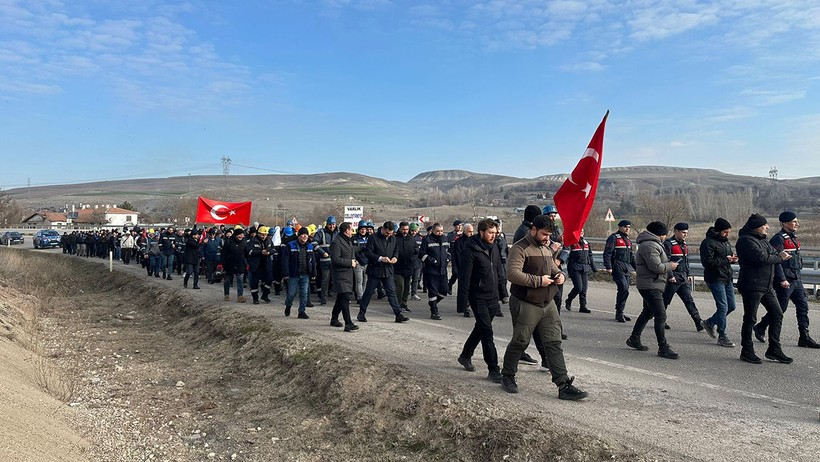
{"left": 605, "top": 208, "right": 615, "bottom": 222}
{"left": 344, "top": 205, "right": 364, "bottom": 226}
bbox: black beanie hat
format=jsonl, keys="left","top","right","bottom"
{"left": 779, "top": 211, "right": 797, "bottom": 223}
{"left": 674, "top": 222, "right": 689, "bottom": 231}
{"left": 745, "top": 214, "right": 767, "bottom": 229}
{"left": 524, "top": 205, "right": 542, "bottom": 222}
{"left": 646, "top": 221, "right": 669, "bottom": 236}
{"left": 714, "top": 218, "right": 732, "bottom": 232}
{"left": 618, "top": 219, "right": 632, "bottom": 227}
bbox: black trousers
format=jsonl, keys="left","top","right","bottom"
{"left": 613, "top": 270, "right": 630, "bottom": 314}
{"left": 566, "top": 270, "right": 589, "bottom": 309}
{"left": 740, "top": 288, "right": 783, "bottom": 352}
{"left": 332, "top": 292, "right": 354, "bottom": 325}
{"left": 663, "top": 279, "right": 700, "bottom": 320}
{"left": 631, "top": 288, "right": 669, "bottom": 348}
{"left": 760, "top": 280, "right": 810, "bottom": 332}
{"left": 460, "top": 299, "right": 500, "bottom": 372}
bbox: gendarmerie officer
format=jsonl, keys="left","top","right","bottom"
{"left": 662, "top": 223, "right": 705, "bottom": 332}
{"left": 559, "top": 228, "right": 596, "bottom": 313}
{"left": 755, "top": 211, "right": 820, "bottom": 349}
{"left": 603, "top": 219, "right": 636, "bottom": 322}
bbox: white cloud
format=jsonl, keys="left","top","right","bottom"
{"left": 559, "top": 61, "right": 605, "bottom": 72}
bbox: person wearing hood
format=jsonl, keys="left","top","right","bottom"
{"left": 699, "top": 218, "right": 739, "bottom": 347}
{"left": 626, "top": 221, "right": 680, "bottom": 359}
{"left": 754, "top": 211, "right": 820, "bottom": 349}
{"left": 736, "top": 214, "right": 793, "bottom": 364}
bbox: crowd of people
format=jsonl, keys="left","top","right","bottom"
{"left": 54, "top": 206, "right": 817, "bottom": 400}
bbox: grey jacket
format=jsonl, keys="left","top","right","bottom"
{"left": 635, "top": 231, "right": 675, "bottom": 291}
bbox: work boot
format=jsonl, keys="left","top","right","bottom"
{"left": 579, "top": 307, "right": 591, "bottom": 313}
{"left": 558, "top": 376, "right": 588, "bottom": 401}
{"left": 395, "top": 313, "right": 409, "bottom": 323}
{"left": 501, "top": 375, "right": 519, "bottom": 394}
{"left": 330, "top": 319, "right": 343, "bottom": 328}
{"left": 694, "top": 316, "right": 704, "bottom": 332}
{"left": 166, "top": 274, "right": 173, "bottom": 281}
{"left": 237, "top": 295, "right": 246, "bottom": 303}
{"left": 343, "top": 323, "right": 359, "bottom": 332}
{"left": 753, "top": 323, "right": 766, "bottom": 343}
{"left": 357, "top": 312, "right": 367, "bottom": 322}
{"left": 798, "top": 331, "right": 820, "bottom": 349}
{"left": 740, "top": 349, "right": 762, "bottom": 364}
{"left": 615, "top": 312, "right": 631, "bottom": 323}
{"left": 297, "top": 312, "right": 310, "bottom": 319}
{"left": 224, "top": 295, "right": 230, "bottom": 302}
{"left": 183, "top": 275, "right": 189, "bottom": 288}
{"left": 463, "top": 310, "right": 471, "bottom": 318}
{"left": 564, "top": 299, "right": 572, "bottom": 311}
{"left": 657, "top": 345, "right": 679, "bottom": 359}
{"left": 764, "top": 347, "right": 793, "bottom": 364}
{"left": 701, "top": 319, "right": 716, "bottom": 338}
{"left": 626, "top": 336, "right": 649, "bottom": 351}
{"left": 458, "top": 356, "right": 475, "bottom": 372}
{"left": 487, "top": 370, "right": 503, "bottom": 383}
{"left": 252, "top": 293, "right": 259, "bottom": 305}
{"left": 284, "top": 306, "right": 292, "bottom": 317}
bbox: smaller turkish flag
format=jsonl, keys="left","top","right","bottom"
{"left": 195, "top": 197, "right": 252, "bottom": 225}
{"left": 554, "top": 111, "right": 608, "bottom": 247}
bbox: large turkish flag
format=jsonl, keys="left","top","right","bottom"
{"left": 195, "top": 197, "right": 252, "bottom": 225}
{"left": 554, "top": 111, "right": 608, "bottom": 247}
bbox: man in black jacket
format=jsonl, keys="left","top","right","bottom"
{"left": 700, "top": 218, "right": 739, "bottom": 348}
{"left": 221, "top": 228, "right": 248, "bottom": 303}
{"left": 182, "top": 229, "right": 202, "bottom": 290}
{"left": 393, "top": 222, "right": 418, "bottom": 312}
{"left": 736, "top": 214, "right": 793, "bottom": 364}
{"left": 603, "top": 220, "right": 636, "bottom": 323}
{"left": 330, "top": 222, "right": 359, "bottom": 331}
{"left": 456, "top": 219, "right": 504, "bottom": 383}
{"left": 357, "top": 222, "right": 410, "bottom": 323}
{"left": 755, "top": 211, "right": 820, "bottom": 349}
{"left": 159, "top": 226, "right": 177, "bottom": 280}
{"left": 420, "top": 223, "right": 450, "bottom": 320}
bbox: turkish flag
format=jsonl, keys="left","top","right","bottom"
{"left": 554, "top": 111, "right": 608, "bottom": 247}
{"left": 195, "top": 197, "right": 252, "bottom": 225}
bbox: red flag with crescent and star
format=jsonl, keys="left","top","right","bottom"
{"left": 554, "top": 111, "right": 608, "bottom": 247}
{"left": 195, "top": 196, "right": 252, "bottom": 225}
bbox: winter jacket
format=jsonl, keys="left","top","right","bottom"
{"left": 457, "top": 234, "right": 502, "bottom": 312}
{"left": 362, "top": 230, "right": 398, "bottom": 278}
{"left": 736, "top": 225, "right": 785, "bottom": 292}
{"left": 330, "top": 234, "right": 356, "bottom": 294}
{"left": 221, "top": 235, "right": 247, "bottom": 275}
{"left": 771, "top": 229, "right": 803, "bottom": 283}
{"left": 635, "top": 231, "right": 675, "bottom": 291}
{"left": 699, "top": 228, "right": 735, "bottom": 283}
{"left": 313, "top": 227, "right": 337, "bottom": 266}
{"left": 159, "top": 232, "right": 177, "bottom": 256}
{"left": 183, "top": 236, "right": 201, "bottom": 265}
{"left": 393, "top": 233, "right": 419, "bottom": 278}
{"left": 507, "top": 232, "right": 562, "bottom": 307}
{"left": 560, "top": 237, "right": 597, "bottom": 274}
{"left": 603, "top": 231, "right": 636, "bottom": 273}
{"left": 245, "top": 235, "right": 272, "bottom": 274}
{"left": 282, "top": 240, "right": 316, "bottom": 278}
{"left": 512, "top": 220, "right": 531, "bottom": 244}
{"left": 203, "top": 237, "right": 221, "bottom": 261}
{"left": 420, "top": 233, "right": 450, "bottom": 276}
{"left": 663, "top": 237, "right": 691, "bottom": 282}
{"left": 495, "top": 232, "right": 510, "bottom": 279}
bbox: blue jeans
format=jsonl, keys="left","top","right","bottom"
{"left": 706, "top": 281, "right": 736, "bottom": 336}
{"left": 224, "top": 273, "right": 244, "bottom": 297}
{"left": 161, "top": 254, "right": 175, "bottom": 276}
{"left": 286, "top": 275, "right": 310, "bottom": 313}
{"left": 149, "top": 255, "right": 162, "bottom": 275}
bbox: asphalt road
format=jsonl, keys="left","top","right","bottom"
{"left": 28, "top": 247, "right": 820, "bottom": 461}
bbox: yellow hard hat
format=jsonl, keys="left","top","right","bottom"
{"left": 258, "top": 226, "right": 270, "bottom": 235}
{"left": 307, "top": 224, "right": 317, "bottom": 235}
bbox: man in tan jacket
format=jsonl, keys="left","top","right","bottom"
{"left": 500, "top": 215, "right": 588, "bottom": 400}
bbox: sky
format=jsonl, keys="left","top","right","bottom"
{"left": 2, "top": 0, "right": 819, "bottom": 190}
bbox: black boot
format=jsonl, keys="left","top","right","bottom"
{"left": 798, "top": 331, "right": 820, "bottom": 349}
{"left": 251, "top": 292, "right": 259, "bottom": 305}
{"left": 626, "top": 336, "right": 649, "bottom": 351}
{"left": 429, "top": 301, "right": 441, "bottom": 320}
{"left": 183, "top": 274, "right": 189, "bottom": 288}
{"left": 764, "top": 347, "right": 793, "bottom": 364}
{"left": 261, "top": 287, "right": 271, "bottom": 303}
{"left": 693, "top": 316, "right": 704, "bottom": 332}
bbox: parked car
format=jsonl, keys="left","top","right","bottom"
{"left": 0, "top": 231, "right": 24, "bottom": 245}
{"left": 33, "top": 229, "right": 61, "bottom": 249}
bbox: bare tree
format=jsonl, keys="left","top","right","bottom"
{"left": 636, "top": 193, "right": 691, "bottom": 228}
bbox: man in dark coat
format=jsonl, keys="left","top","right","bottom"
{"left": 456, "top": 219, "right": 504, "bottom": 383}
{"left": 183, "top": 229, "right": 203, "bottom": 289}
{"left": 559, "top": 228, "right": 596, "bottom": 313}
{"left": 357, "top": 222, "right": 409, "bottom": 323}
{"left": 736, "top": 214, "right": 793, "bottom": 364}
{"left": 221, "top": 228, "right": 247, "bottom": 303}
{"left": 393, "top": 222, "right": 418, "bottom": 312}
{"left": 330, "top": 222, "right": 359, "bottom": 331}
{"left": 281, "top": 227, "right": 316, "bottom": 319}
{"left": 700, "top": 218, "right": 739, "bottom": 348}
{"left": 420, "top": 223, "right": 450, "bottom": 320}
{"left": 603, "top": 219, "right": 637, "bottom": 322}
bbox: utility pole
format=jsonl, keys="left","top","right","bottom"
{"left": 221, "top": 156, "right": 232, "bottom": 187}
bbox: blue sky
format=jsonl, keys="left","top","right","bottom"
{"left": 2, "top": 0, "right": 819, "bottom": 190}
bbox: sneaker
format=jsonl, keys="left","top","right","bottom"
{"left": 657, "top": 347, "right": 679, "bottom": 359}
{"left": 626, "top": 336, "right": 649, "bottom": 351}
{"left": 458, "top": 356, "right": 475, "bottom": 372}
{"left": 717, "top": 336, "right": 735, "bottom": 348}
{"left": 430, "top": 313, "right": 442, "bottom": 320}
{"left": 579, "top": 307, "right": 591, "bottom": 313}
{"left": 519, "top": 352, "right": 538, "bottom": 365}
{"left": 411, "top": 294, "right": 421, "bottom": 301}
{"left": 740, "top": 350, "right": 762, "bottom": 364}
{"left": 501, "top": 375, "right": 519, "bottom": 394}
{"left": 284, "top": 306, "right": 292, "bottom": 317}
{"left": 343, "top": 323, "right": 359, "bottom": 332}
{"left": 753, "top": 324, "right": 766, "bottom": 343}
{"left": 395, "top": 313, "right": 409, "bottom": 323}
{"left": 487, "top": 370, "right": 503, "bottom": 383}
{"left": 539, "top": 360, "right": 550, "bottom": 372}
{"left": 297, "top": 312, "right": 310, "bottom": 320}
{"left": 701, "top": 319, "right": 716, "bottom": 338}
{"left": 764, "top": 347, "right": 793, "bottom": 364}
{"left": 558, "top": 377, "right": 588, "bottom": 401}
{"left": 330, "top": 320, "right": 343, "bottom": 328}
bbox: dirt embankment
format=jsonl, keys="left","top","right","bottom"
{"left": 0, "top": 248, "right": 643, "bottom": 461}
